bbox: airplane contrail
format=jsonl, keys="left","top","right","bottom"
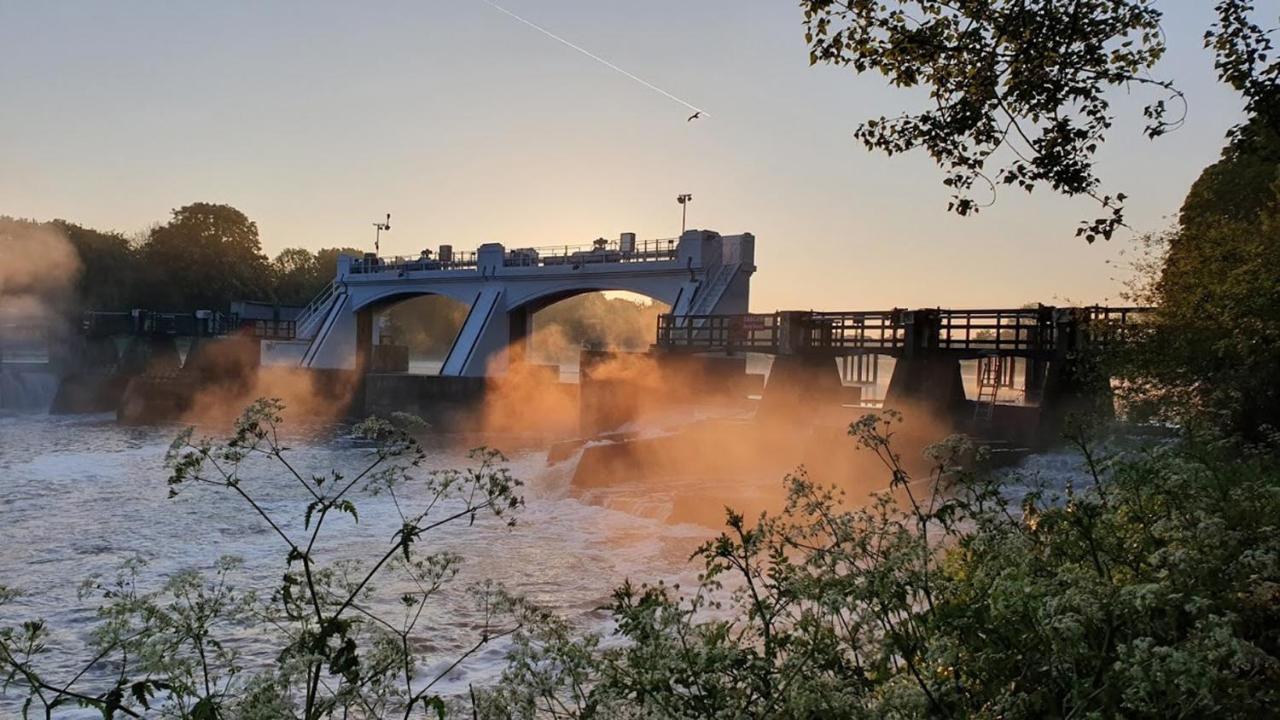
{"left": 478, "top": 0, "right": 710, "bottom": 119}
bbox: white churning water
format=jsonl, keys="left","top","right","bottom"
{"left": 0, "top": 410, "right": 1091, "bottom": 715}
{"left": 0, "top": 413, "right": 709, "bottom": 714}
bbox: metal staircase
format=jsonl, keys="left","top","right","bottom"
{"left": 295, "top": 281, "right": 340, "bottom": 340}
{"left": 686, "top": 263, "right": 738, "bottom": 316}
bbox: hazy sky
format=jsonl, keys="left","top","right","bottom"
{"left": 0, "top": 1, "right": 1246, "bottom": 311}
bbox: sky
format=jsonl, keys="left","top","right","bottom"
{"left": 0, "top": 1, "right": 1248, "bottom": 312}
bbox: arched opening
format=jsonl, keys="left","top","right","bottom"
{"left": 361, "top": 293, "right": 472, "bottom": 375}
{"left": 519, "top": 290, "right": 670, "bottom": 381}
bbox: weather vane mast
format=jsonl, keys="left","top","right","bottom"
{"left": 373, "top": 213, "right": 391, "bottom": 255}
{"left": 676, "top": 194, "right": 693, "bottom": 233}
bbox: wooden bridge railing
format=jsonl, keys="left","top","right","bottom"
{"left": 807, "top": 311, "right": 905, "bottom": 351}
{"left": 656, "top": 314, "right": 780, "bottom": 352}
{"left": 656, "top": 306, "right": 1153, "bottom": 358}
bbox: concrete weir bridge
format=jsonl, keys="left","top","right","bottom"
{"left": 290, "top": 229, "right": 756, "bottom": 375}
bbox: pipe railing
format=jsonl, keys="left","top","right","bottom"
{"left": 347, "top": 237, "right": 681, "bottom": 275}
{"left": 295, "top": 280, "right": 339, "bottom": 331}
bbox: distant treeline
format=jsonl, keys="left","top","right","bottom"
{"left": 44, "top": 202, "right": 358, "bottom": 312}
{"left": 31, "top": 202, "right": 666, "bottom": 353}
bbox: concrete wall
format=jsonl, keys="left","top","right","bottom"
{"left": 363, "top": 373, "right": 488, "bottom": 424}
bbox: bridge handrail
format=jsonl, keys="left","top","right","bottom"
{"left": 509, "top": 237, "right": 679, "bottom": 263}
{"left": 349, "top": 253, "right": 480, "bottom": 275}
{"left": 657, "top": 313, "right": 780, "bottom": 352}
{"left": 808, "top": 311, "right": 906, "bottom": 350}
{"left": 655, "top": 306, "right": 1156, "bottom": 356}
{"left": 347, "top": 236, "right": 682, "bottom": 276}
{"left": 937, "top": 307, "right": 1050, "bottom": 353}
{"left": 296, "top": 280, "right": 339, "bottom": 330}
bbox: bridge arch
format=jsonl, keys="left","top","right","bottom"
{"left": 503, "top": 278, "right": 684, "bottom": 314}
{"left": 350, "top": 286, "right": 479, "bottom": 314}
{"left": 509, "top": 288, "right": 672, "bottom": 371}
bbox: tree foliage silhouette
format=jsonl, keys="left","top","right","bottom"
{"left": 800, "top": 0, "right": 1278, "bottom": 241}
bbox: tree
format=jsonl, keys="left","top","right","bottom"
{"left": 315, "top": 247, "right": 364, "bottom": 289}
{"left": 51, "top": 220, "right": 139, "bottom": 311}
{"left": 800, "top": 0, "right": 1279, "bottom": 241}
{"left": 1179, "top": 117, "right": 1280, "bottom": 231}
{"left": 1119, "top": 124, "right": 1280, "bottom": 434}
{"left": 271, "top": 247, "right": 324, "bottom": 306}
{"left": 136, "top": 203, "right": 273, "bottom": 311}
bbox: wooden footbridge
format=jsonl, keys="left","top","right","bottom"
{"left": 654, "top": 306, "right": 1152, "bottom": 445}
{"left": 655, "top": 306, "right": 1150, "bottom": 359}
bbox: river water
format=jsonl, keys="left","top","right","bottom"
{"left": 0, "top": 412, "right": 716, "bottom": 714}
{"left": 0, "top": 408, "right": 1090, "bottom": 716}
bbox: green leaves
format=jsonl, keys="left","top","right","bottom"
{"left": 484, "top": 417, "right": 1280, "bottom": 719}
{"left": 1206, "top": 1, "right": 1280, "bottom": 137}
{"left": 800, "top": 0, "right": 1193, "bottom": 240}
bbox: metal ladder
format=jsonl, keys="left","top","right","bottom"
{"left": 974, "top": 356, "right": 1002, "bottom": 423}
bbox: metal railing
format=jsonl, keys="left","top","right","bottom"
{"left": 1081, "top": 305, "right": 1155, "bottom": 347}
{"left": 808, "top": 311, "right": 906, "bottom": 351}
{"left": 347, "top": 237, "right": 680, "bottom": 276}
{"left": 515, "top": 237, "right": 679, "bottom": 266}
{"left": 937, "top": 308, "right": 1051, "bottom": 354}
{"left": 349, "top": 252, "right": 480, "bottom": 275}
{"left": 656, "top": 314, "right": 780, "bottom": 352}
{"left": 295, "top": 280, "right": 340, "bottom": 332}
{"left": 656, "top": 307, "right": 1154, "bottom": 356}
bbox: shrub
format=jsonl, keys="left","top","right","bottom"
{"left": 479, "top": 414, "right": 1280, "bottom": 719}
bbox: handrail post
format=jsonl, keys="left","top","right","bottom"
{"left": 903, "top": 309, "right": 941, "bottom": 359}
{"left": 777, "top": 311, "right": 812, "bottom": 355}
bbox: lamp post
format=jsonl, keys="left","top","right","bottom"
{"left": 373, "top": 213, "right": 391, "bottom": 255}
{"left": 676, "top": 194, "right": 692, "bottom": 234}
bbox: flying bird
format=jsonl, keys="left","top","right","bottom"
{"left": 687, "top": 111, "right": 702, "bottom": 122}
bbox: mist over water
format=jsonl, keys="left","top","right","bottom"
{"left": 0, "top": 413, "right": 711, "bottom": 714}
{"left": 0, "top": 363, "right": 1090, "bottom": 715}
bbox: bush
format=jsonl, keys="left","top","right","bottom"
{"left": 479, "top": 414, "right": 1280, "bottom": 719}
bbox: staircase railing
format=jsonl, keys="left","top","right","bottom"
{"left": 295, "top": 281, "right": 339, "bottom": 338}
{"left": 688, "top": 263, "right": 737, "bottom": 315}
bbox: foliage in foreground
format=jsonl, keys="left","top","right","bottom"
{"left": 0, "top": 399, "right": 528, "bottom": 719}
{"left": 478, "top": 414, "right": 1280, "bottom": 719}
{"left": 3, "top": 406, "right": 1278, "bottom": 718}
{"left": 799, "top": 0, "right": 1278, "bottom": 241}
{"left": 1115, "top": 118, "right": 1280, "bottom": 437}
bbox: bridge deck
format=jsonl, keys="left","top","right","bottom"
{"left": 656, "top": 307, "right": 1150, "bottom": 360}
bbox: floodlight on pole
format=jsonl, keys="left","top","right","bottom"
{"left": 676, "top": 194, "right": 693, "bottom": 234}
{"left": 373, "top": 213, "right": 391, "bottom": 255}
